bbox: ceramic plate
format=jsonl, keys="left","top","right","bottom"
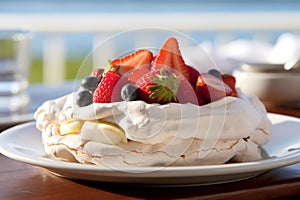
{"left": 0, "top": 113, "right": 300, "bottom": 186}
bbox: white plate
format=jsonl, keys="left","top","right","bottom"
{"left": 0, "top": 113, "right": 300, "bottom": 186}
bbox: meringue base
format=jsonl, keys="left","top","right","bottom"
{"left": 35, "top": 90, "right": 271, "bottom": 167}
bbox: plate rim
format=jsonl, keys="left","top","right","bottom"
{"left": 0, "top": 113, "right": 300, "bottom": 179}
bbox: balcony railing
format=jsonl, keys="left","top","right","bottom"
{"left": 1, "top": 12, "right": 300, "bottom": 84}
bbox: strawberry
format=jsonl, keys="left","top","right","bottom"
{"left": 111, "top": 49, "right": 153, "bottom": 75}
{"left": 177, "top": 75, "right": 205, "bottom": 105}
{"left": 196, "top": 73, "right": 232, "bottom": 102}
{"left": 128, "top": 68, "right": 151, "bottom": 84}
{"left": 136, "top": 69, "right": 179, "bottom": 104}
{"left": 222, "top": 74, "right": 238, "bottom": 96}
{"left": 93, "top": 71, "right": 122, "bottom": 103}
{"left": 186, "top": 64, "right": 200, "bottom": 87}
{"left": 152, "top": 37, "right": 190, "bottom": 82}
{"left": 195, "top": 90, "right": 206, "bottom": 105}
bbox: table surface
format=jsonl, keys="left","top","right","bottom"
{"left": 1, "top": 83, "right": 300, "bottom": 200}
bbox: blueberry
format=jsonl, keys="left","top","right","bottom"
{"left": 81, "top": 76, "right": 100, "bottom": 92}
{"left": 208, "top": 69, "right": 222, "bottom": 79}
{"left": 121, "top": 84, "right": 139, "bottom": 101}
{"left": 76, "top": 90, "right": 93, "bottom": 107}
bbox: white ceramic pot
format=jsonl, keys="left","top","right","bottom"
{"left": 233, "top": 67, "right": 300, "bottom": 106}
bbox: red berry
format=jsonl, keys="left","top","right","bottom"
{"left": 112, "top": 49, "right": 153, "bottom": 75}
{"left": 196, "top": 73, "right": 232, "bottom": 102}
{"left": 185, "top": 64, "right": 200, "bottom": 87}
{"left": 128, "top": 68, "right": 151, "bottom": 84}
{"left": 177, "top": 75, "right": 205, "bottom": 105}
{"left": 93, "top": 71, "right": 122, "bottom": 103}
{"left": 92, "top": 68, "right": 104, "bottom": 79}
{"left": 222, "top": 74, "right": 238, "bottom": 96}
{"left": 136, "top": 69, "right": 178, "bottom": 104}
{"left": 152, "top": 37, "right": 190, "bottom": 83}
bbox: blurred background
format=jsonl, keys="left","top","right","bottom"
{"left": 1, "top": 0, "right": 300, "bottom": 84}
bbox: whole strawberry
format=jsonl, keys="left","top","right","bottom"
{"left": 93, "top": 71, "right": 122, "bottom": 103}
{"left": 136, "top": 69, "right": 179, "bottom": 104}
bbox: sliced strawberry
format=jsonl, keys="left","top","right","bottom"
{"left": 111, "top": 49, "right": 153, "bottom": 75}
{"left": 222, "top": 74, "right": 238, "bottom": 96}
{"left": 93, "top": 71, "right": 122, "bottom": 103}
{"left": 128, "top": 68, "right": 151, "bottom": 84}
{"left": 196, "top": 73, "right": 232, "bottom": 102}
{"left": 195, "top": 90, "right": 206, "bottom": 105}
{"left": 152, "top": 37, "right": 190, "bottom": 82}
{"left": 185, "top": 64, "right": 200, "bottom": 87}
{"left": 136, "top": 69, "right": 179, "bottom": 104}
{"left": 152, "top": 55, "right": 157, "bottom": 63}
{"left": 177, "top": 75, "right": 205, "bottom": 106}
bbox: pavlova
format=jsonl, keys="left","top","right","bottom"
{"left": 34, "top": 37, "right": 271, "bottom": 167}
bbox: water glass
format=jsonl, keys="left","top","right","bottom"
{"left": 0, "top": 30, "right": 31, "bottom": 116}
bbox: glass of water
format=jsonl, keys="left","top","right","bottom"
{"left": 0, "top": 30, "right": 31, "bottom": 116}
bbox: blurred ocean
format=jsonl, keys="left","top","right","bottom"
{"left": 1, "top": 0, "right": 300, "bottom": 57}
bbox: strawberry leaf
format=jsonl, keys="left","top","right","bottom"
{"left": 146, "top": 69, "right": 179, "bottom": 103}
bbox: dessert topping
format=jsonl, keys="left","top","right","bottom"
{"left": 196, "top": 73, "right": 233, "bottom": 102}
{"left": 186, "top": 64, "right": 200, "bottom": 87}
{"left": 92, "top": 68, "right": 104, "bottom": 79}
{"left": 76, "top": 90, "right": 93, "bottom": 107}
{"left": 93, "top": 71, "right": 121, "bottom": 103}
{"left": 111, "top": 49, "right": 153, "bottom": 75}
{"left": 121, "top": 84, "right": 139, "bottom": 101}
{"left": 128, "top": 67, "right": 151, "bottom": 83}
{"left": 208, "top": 68, "right": 222, "bottom": 80}
{"left": 75, "top": 37, "right": 238, "bottom": 107}
{"left": 152, "top": 37, "right": 190, "bottom": 83}
{"left": 222, "top": 73, "right": 238, "bottom": 96}
{"left": 136, "top": 68, "right": 179, "bottom": 104}
{"left": 81, "top": 76, "right": 100, "bottom": 92}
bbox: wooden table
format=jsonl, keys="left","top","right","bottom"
{"left": 1, "top": 84, "right": 300, "bottom": 199}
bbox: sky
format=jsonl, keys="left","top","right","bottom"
{"left": 1, "top": 0, "right": 300, "bottom": 13}
{"left": 2, "top": 0, "right": 299, "bottom": 57}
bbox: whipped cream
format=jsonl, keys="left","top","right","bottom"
{"left": 34, "top": 90, "right": 272, "bottom": 167}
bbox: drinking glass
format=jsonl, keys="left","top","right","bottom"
{"left": 0, "top": 30, "right": 31, "bottom": 116}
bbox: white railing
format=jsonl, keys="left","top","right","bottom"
{"left": 1, "top": 12, "right": 300, "bottom": 84}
